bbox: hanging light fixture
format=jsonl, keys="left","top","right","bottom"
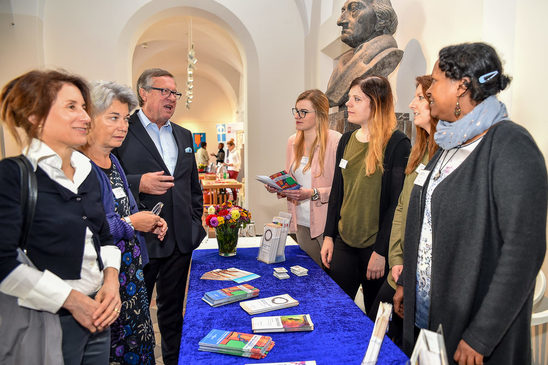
{"left": 186, "top": 19, "right": 197, "bottom": 110}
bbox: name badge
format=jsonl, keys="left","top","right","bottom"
{"left": 414, "top": 169, "right": 430, "bottom": 187}
{"left": 112, "top": 187, "right": 127, "bottom": 199}
{"left": 339, "top": 159, "right": 348, "bottom": 169}
{"left": 416, "top": 163, "right": 426, "bottom": 173}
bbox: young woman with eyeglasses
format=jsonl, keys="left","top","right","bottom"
{"left": 264, "top": 89, "right": 341, "bottom": 267}
{"left": 321, "top": 76, "right": 410, "bottom": 320}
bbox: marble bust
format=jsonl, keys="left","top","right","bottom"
{"left": 327, "top": 0, "right": 403, "bottom": 131}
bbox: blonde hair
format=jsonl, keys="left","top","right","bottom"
{"left": 292, "top": 89, "right": 329, "bottom": 177}
{"left": 349, "top": 76, "right": 396, "bottom": 176}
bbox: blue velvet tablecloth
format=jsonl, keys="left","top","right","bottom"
{"left": 178, "top": 245, "right": 408, "bottom": 364}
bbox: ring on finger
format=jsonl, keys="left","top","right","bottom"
{"left": 113, "top": 307, "right": 120, "bottom": 313}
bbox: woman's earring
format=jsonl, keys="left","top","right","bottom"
{"left": 454, "top": 99, "right": 462, "bottom": 118}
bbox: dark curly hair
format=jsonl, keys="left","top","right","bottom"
{"left": 438, "top": 42, "right": 511, "bottom": 102}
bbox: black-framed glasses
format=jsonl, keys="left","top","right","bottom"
{"left": 148, "top": 87, "right": 183, "bottom": 100}
{"left": 291, "top": 108, "right": 315, "bottom": 118}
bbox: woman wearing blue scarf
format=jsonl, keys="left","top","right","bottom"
{"left": 395, "top": 43, "right": 547, "bottom": 364}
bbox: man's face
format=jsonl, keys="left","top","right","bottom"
{"left": 140, "top": 76, "right": 178, "bottom": 125}
{"left": 337, "top": 0, "right": 378, "bottom": 48}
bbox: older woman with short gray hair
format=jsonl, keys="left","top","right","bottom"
{"left": 82, "top": 80, "right": 167, "bottom": 364}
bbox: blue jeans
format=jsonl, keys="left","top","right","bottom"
{"left": 60, "top": 314, "right": 111, "bottom": 365}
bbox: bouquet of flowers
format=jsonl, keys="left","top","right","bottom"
{"left": 205, "top": 202, "right": 251, "bottom": 256}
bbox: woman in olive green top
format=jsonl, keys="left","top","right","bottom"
{"left": 322, "top": 75, "right": 410, "bottom": 319}
{"left": 371, "top": 75, "right": 438, "bottom": 344}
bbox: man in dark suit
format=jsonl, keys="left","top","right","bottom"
{"left": 114, "top": 68, "right": 205, "bottom": 365}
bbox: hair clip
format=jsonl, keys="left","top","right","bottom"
{"left": 478, "top": 71, "right": 498, "bottom": 84}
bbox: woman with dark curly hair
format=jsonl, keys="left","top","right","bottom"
{"left": 395, "top": 43, "right": 547, "bottom": 364}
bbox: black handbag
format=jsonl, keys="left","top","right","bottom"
{"left": 0, "top": 155, "right": 64, "bottom": 365}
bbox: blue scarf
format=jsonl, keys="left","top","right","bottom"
{"left": 434, "top": 96, "right": 508, "bottom": 149}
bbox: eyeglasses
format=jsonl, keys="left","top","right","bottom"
{"left": 148, "top": 87, "right": 183, "bottom": 100}
{"left": 291, "top": 108, "right": 315, "bottom": 118}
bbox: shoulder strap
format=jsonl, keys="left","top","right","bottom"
{"left": 9, "top": 155, "right": 37, "bottom": 250}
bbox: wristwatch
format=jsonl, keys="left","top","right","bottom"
{"left": 311, "top": 188, "right": 320, "bottom": 201}
{"left": 123, "top": 216, "right": 134, "bottom": 230}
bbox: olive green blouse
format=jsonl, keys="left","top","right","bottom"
{"left": 338, "top": 131, "right": 382, "bottom": 248}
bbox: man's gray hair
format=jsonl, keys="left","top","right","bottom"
{"left": 372, "top": 0, "right": 398, "bottom": 36}
{"left": 135, "top": 68, "right": 174, "bottom": 107}
{"left": 91, "top": 81, "right": 138, "bottom": 115}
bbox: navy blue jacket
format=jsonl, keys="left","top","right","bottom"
{"left": 0, "top": 159, "right": 113, "bottom": 281}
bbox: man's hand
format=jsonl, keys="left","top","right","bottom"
{"left": 393, "top": 285, "right": 404, "bottom": 318}
{"left": 454, "top": 339, "right": 484, "bottom": 365}
{"left": 139, "top": 171, "right": 174, "bottom": 195}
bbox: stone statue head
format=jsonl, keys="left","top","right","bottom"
{"left": 337, "top": 0, "right": 398, "bottom": 48}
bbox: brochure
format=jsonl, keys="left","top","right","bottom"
{"left": 252, "top": 314, "right": 314, "bottom": 333}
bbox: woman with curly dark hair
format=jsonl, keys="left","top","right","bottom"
{"left": 395, "top": 42, "right": 547, "bottom": 364}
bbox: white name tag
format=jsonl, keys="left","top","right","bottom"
{"left": 112, "top": 187, "right": 127, "bottom": 199}
{"left": 339, "top": 159, "right": 348, "bottom": 169}
{"left": 414, "top": 169, "right": 430, "bottom": 187}
{"left": 416, "top": 163, "right": 426, "bottom": 174}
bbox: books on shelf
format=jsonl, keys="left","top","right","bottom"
{"left": 409, "top": 325, "right": 449, "bottom": 365}
{"left": 202, "top": 284, "right": 260, "bottom": 307}
{"left": 200, "top": 268, "right": 260, "bottom": 283}
{"left": 240, "top": 294, "right": 299, "bottom": 315}
{"left": 199, "top": 329, "right": 274, "bottom": 359}
{"left": 252, "top": 314, "right": 314, "bottom": 333}
{"left": 256, "top": 170, "right": 301, "bottom": 191}
{"left": 258, "top": 212, "right": 291, "bottom": 264}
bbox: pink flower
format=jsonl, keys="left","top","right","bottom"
{"left": 210, "top": 216, "right": 219, "bottom": 227}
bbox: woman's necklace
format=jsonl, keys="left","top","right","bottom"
{"left": 433, "top": 147, "right": 461, "bottom": 181}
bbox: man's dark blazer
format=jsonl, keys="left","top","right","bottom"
{"left": 113, "top": 111, "right": 205, "bottom": 258}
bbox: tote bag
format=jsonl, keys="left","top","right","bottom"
{"left": 0, "top": 155, "right": 63, "bottom": 365}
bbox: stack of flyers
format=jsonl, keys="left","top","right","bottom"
{"left": 202, "top": 284, "right": 260, "bottom": 307}
{"left": 200, "top": 268, "right": 260, "bottom": 283}
{"left": 252, "top": 314, "right": 314, "bottom": 333}
{"left": 199, "top": 329, "right": 275, "bottom": 359}
{"left": 240, "top": 294, "right": 299, "bottom": 315}
{"left": 245, "top": 361, "right": 317, "bottom": 365}
{"left": 290, "top": 265, "right": 308, "bottom": 276}
{"left": 273, "top": 267, "right": 289, "bottom": 280}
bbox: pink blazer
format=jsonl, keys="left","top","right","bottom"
{"left": 285, "top": 129, "right": 342, "bottom": 238}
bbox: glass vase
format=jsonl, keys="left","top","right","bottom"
{"left": 216, "top": 225, "right": 239, "bottom": 257}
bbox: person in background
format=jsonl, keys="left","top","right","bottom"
{"left": 195, "top": 141, "right": 209, "bottom": 170}
{"left": 394, "top": 42, "right": 547, "bottom": 364}
{"left": 371, "top": 75, "right": 438, "bottom": 345}
{"left": 114, "top": 68, "right": 206, "bottom": 365}
{"left": 224, "top": 139, "right": 240, "bottom": 180}
{"left": 210, "top": 142, "right": 225, "bottom": 164}
{"left": 82, "top": 81, "right": 168, "bottom": 364}
{"left": 265, "top": 89, "right": 341, "bottom": 267}
{"left": 0, "top": 70, "right": 121, "bottom": 364}
{"left": 321, "top": 75, "right": 410, "bottom": 320}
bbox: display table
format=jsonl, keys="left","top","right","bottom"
{"left": 178, "top": 245, "right": 408, "bottom": 364}
{"left": 202, "top": 178, "right": 242, "bottom": 205}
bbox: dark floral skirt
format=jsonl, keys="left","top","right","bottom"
{"left": 110, "top": 238, "right": 155, "bottom": 365}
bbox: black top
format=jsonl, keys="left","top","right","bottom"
{"left": 214, "top": 149, "right": 225, "bottom": 164}
{"left": 0, "top": 159, "right": 113, "bottom": 281}
{"left": 324, "top": 129, "right": 410, "bottom": 257}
